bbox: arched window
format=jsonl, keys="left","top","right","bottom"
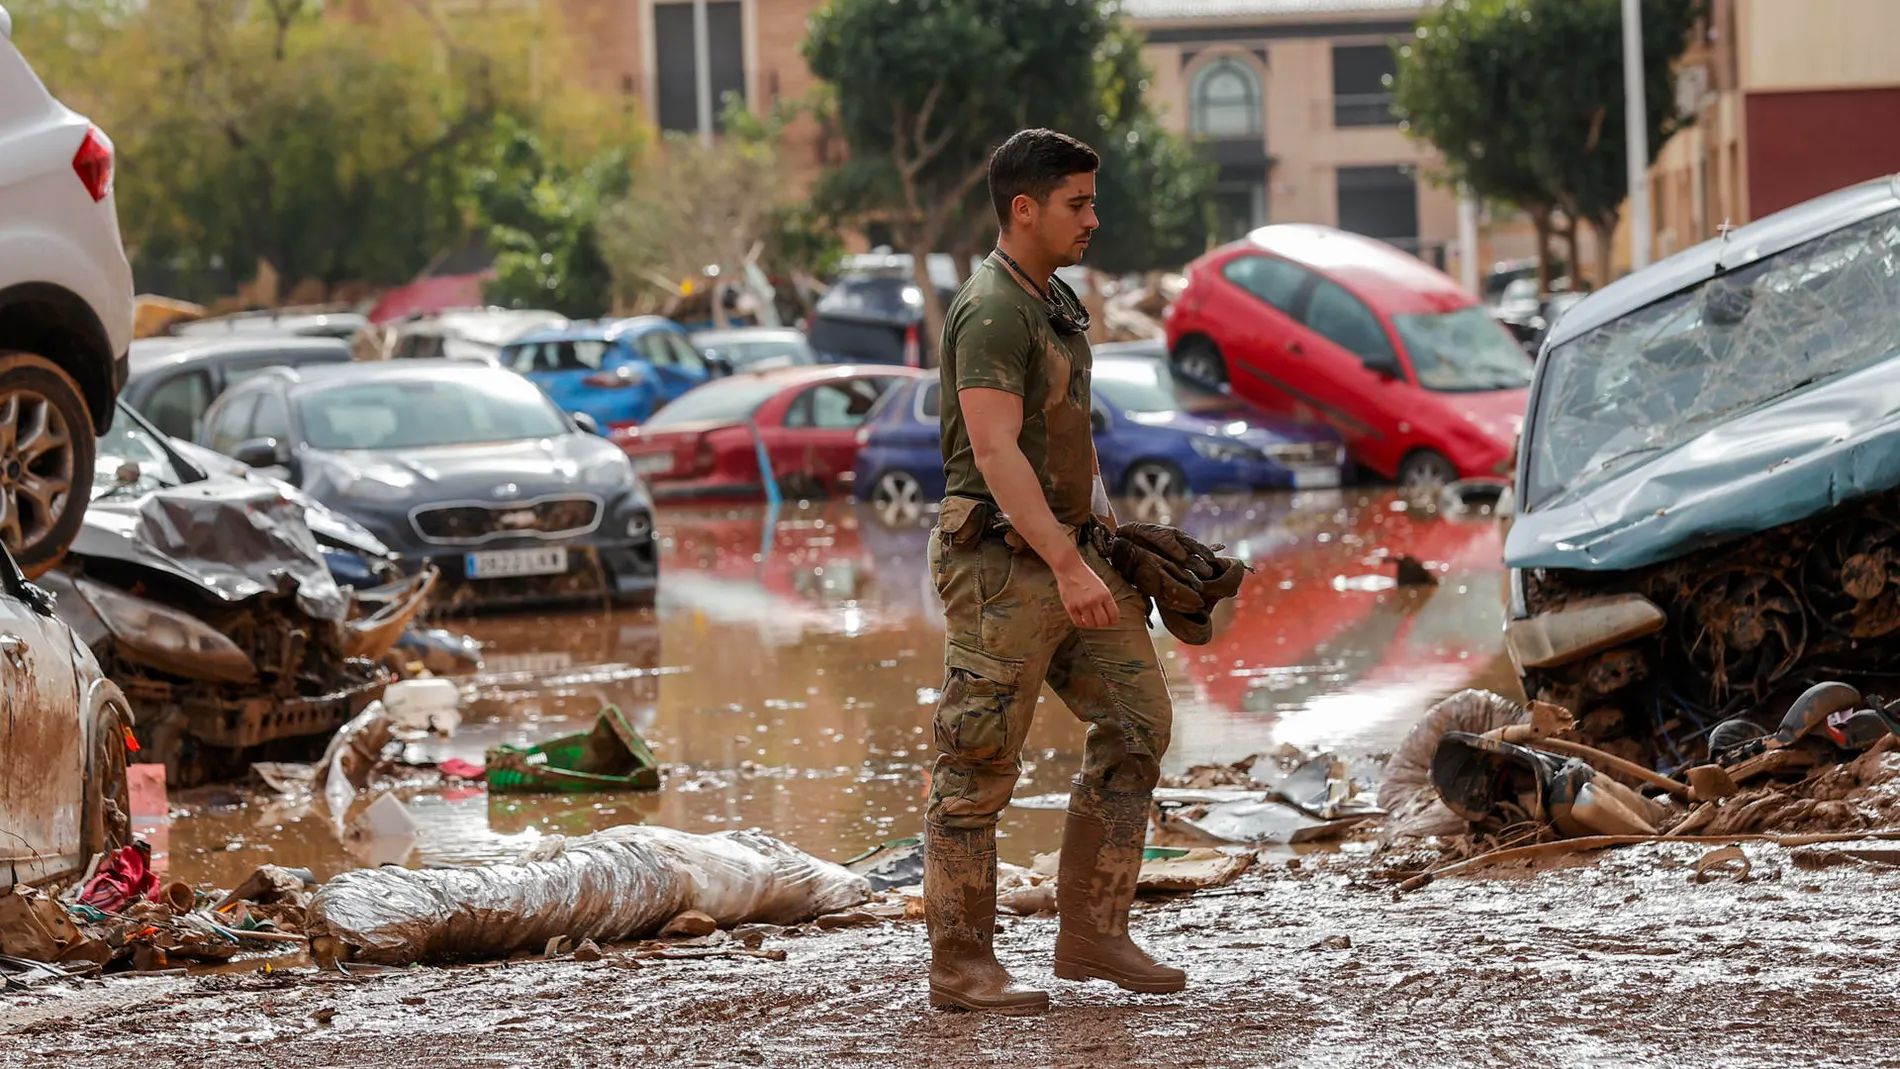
{"left": 1191, "top": 57, "right": 1262, "bottom": 139}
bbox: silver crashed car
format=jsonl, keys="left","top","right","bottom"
{"left": 0, "top": 537, "right": 133, "bottom": 885}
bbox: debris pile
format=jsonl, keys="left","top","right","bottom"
{"left": 1381, "top": 686, "right": 1900, "bottom": 890}
{"left": 0, "top": 851, "right": 315, "bottom": 987}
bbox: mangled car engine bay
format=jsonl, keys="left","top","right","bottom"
{"left": 46, "top": 410, "right": 434, "bottom": 785}
{"left": 1507, "top": 188, "right": 1900, "bottom": 775}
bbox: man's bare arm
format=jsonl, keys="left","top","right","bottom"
{"left": 962, "top": 387, "right": 1117, "bottom": 628}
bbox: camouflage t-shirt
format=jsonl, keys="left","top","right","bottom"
{"left": 939, "top": 255, "right": 1095, "bottom": 526}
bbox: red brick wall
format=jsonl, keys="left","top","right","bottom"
{"left": 1745, "top": 87, "right": 1900, "bottom": 217}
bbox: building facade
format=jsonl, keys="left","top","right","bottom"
{"left": 1644, "top": 0, "right": 1900, "bottom": 259}
{"left": 1126, "top": 0, "right": 1467, "bottom": 269}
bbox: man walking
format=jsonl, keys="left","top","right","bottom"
{"left": 924, "top": 128, "right": 1185, "bottom": 1015}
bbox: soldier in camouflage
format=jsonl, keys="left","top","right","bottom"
{"left": 923, "top": 128, "right": 1185, "bottom": 1015}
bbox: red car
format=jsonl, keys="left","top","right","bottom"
{"left": 615, "top": 365, "right": 921, "bottom": 502}
{"left": 1165, "top": 225, "right": 1532, "bottom": 488}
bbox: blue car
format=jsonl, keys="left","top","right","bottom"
{"left": 852, "top": 353, "right": 1350, "bottom": 521}
{"left": 500, "top": 317, "right": 722, "bottom": 432}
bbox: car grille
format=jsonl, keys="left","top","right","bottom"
{"left": 411, "top": 497, "right": 601, "bottom": 544}
{"left": 1268, "top": 442, "right": 1345, "bottom": 467}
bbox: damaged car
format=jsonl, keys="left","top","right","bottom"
{"left": 0, "top": 538, "right": 134, "bottom": 885}
{"left": 1506, "top": 175, "right": 1900, "bottom": 772}
{"left": 42, "top": 402, "right": 433, "bottom": 784}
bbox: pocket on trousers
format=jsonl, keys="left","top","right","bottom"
{"left": 933, "top": 641, "right": 1025, "bottom": 765}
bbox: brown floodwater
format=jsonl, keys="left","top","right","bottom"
{"left": 157, "top": 489, "right": 1519, "bottom": 889}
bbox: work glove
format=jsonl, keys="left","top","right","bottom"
{"left": 1106, "top": 534, "right": 1207, "bottom": 614}
{"left": 1159, "top": 605, "right": 1214, "bottom": 646}
{"left": 1115, "top": 522, "right": 1223, "bottom": 582}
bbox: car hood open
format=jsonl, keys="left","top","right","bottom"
{"left": 1506, "top": 355, "right": 1900, "bottom": 572}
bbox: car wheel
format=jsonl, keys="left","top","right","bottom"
{"left": 0, "top": 352, "right": 94, "bottom": 578}
{"left": 871, "top": 470, "right": 925, "bottom": 526}
{"left": 1124, "top": 461, "right": 1188, "bottom": 510}
{"left": 83, "top": 703, "right": 133, "bottom": 858}
{"left": 1397, "top": 449, "right": 1459, "bottom": 492}
{"left": 1173, "top": 337, "right": 1228, "bottom": 389}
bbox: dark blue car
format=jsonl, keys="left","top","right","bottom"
{"left": 852, "top": 352, "right": 1349, "bottom": 521}
{"left": 499, "top": 317, "right": 721, "bottom": 433}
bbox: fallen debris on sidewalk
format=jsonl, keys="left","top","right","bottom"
{"left": 306, "top": 824, "right": 869, "bottom": 965}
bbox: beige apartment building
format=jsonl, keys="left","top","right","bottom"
{"left": 1641, "top": 0, "right": 1900, "bottom": 261}
{"left": 1125, "top": 0, "right": 1483, "bottom": 273}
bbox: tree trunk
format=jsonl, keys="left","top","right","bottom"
{"left": 1560, "top": 217, "right": 1582, "bottom": 289}
{"left": 900, "top": 218, "right": 947, "bottom": 368}
{"left": 1530, "top": 207, "right": 1554, "bottom": 295}
{"left": 1592, "top": 214, "right": 1619, "bottom": 289}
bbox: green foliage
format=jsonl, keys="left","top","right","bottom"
{"left": 470, "top": 122, "right": 631, "bottom": 317}
{"left": 1394, "top": 0, "right": 1703, "bottom": 280}
{"left": 804, "top": 0, "right": 1214, "bottom": 292}
{"left": 20, "top": 1, "right": 639, "bottom": 305}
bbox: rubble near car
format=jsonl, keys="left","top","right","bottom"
{"left": 1506, "top": 176, "right": 1900, "bottom": 771}
{"left": 46, "top": 422, "right": 433, "bottom": 784}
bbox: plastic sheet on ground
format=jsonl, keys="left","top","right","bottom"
{"left": 307, "top": 824, "right": 872, "bottom": 965}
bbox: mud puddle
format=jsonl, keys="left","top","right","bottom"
{"left": 158, "top": 491, "right": 1513, "bottom": 888}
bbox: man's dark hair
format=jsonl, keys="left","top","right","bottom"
{"left": 988, "top": 128, "right": 1100, "bottom": 230}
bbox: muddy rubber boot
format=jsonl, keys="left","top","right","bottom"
{"left": 924, "top": 823, "right": 1050, "bottom": 1015}
{"left": 1053, "top": 783, "right": 1187, "bottom": 993}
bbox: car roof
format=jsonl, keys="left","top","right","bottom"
{"left": 690, "top": 327, "right": 807, "bottom": 344}
{"left": 243, "top": 358, "right": 520, "bottom": 395}
{"left": 128, "top": 335, "right": 350, "bottom": 376}
{"left": 507, "top": 315, "right": 681, "bottom": 346}
{"left": 1544, "top": 174, "right": 1900, "bottom": 348}
{"left": 740, "top": 363, "right": 926, "bottom": 388}
{"left": 1236, "top": 224, "right": 1474, "bottom": 314}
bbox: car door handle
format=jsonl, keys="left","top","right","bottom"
{"left": 1288, "top": 341, "right": 1305, "bottom": 356}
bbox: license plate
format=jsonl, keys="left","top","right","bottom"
{"left": 487, "top": 651, "right": 575, "bottom": 675}
{"left": 465, "top": 547, "right": 569, "bottom": 579}
{"left": 1292, "top": 467, "right": 1342, "bottom": 489}
{"left": 630, "top": 453, "right": 674, "bottom": 476}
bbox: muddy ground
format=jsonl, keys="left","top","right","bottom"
{"left": 7, "top": 837, "right": 1900, "bottom": 1067}
{"left": 16, "top": 492, "right": 1883, "bottom": 1066}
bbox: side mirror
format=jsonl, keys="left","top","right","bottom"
{"left": 706, "top": 354, "right": 735, "bottom": 377}
{"left": 1090, "top": 409, "right": 1109, "bottom": 433}
{"left": 572, "top": 412, "right": 602, "bottom": 436}
{"left": 232, "top": 437, "right": 287, "bottom": 468}
{"left": 1363, "top": 356, "right": 1403, "bottom": 381}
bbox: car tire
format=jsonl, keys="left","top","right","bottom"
{"left": 1397, "top": 449, "right": 1460, "bottom": 492}
{"left": 0, "top": 352, "right": 95, "bottom": 578}
{"left": 1173, "top": 337, "right": 1228, "bottom": 389}
{"left": 1123, "top": 461, "right": 1188, "bottom": 507}
{"left": 82, "top": 702, "right": 133, "bottom": 859}
{"left": 870, "top": 470, "right": 926, "bottom": 526}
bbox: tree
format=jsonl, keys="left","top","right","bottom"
{"left": 1393, "top": 0, "right": 1700, "bottom": 289}
{"left": 596, "top": 98, "right": 793, "bottom": 318}
{"left": 21, "top": 0, "right": 636, "bottom": 303}
{"left": 466, "top": 121, "right": 631, "bottom": 317}
{"left": 805, "top": 0, "right": 1110, "bottom": 352}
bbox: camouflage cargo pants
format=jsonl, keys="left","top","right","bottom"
{"left": 925, "top": 498, "right": 1174, "bottom": 829}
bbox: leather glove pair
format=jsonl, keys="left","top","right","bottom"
{"left": 1099, "top": 522, "right": 1251, "bottom": 645}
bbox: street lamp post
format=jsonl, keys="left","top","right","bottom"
{"left": 1622, "top": 0, "right": 1652, "bottom": 272}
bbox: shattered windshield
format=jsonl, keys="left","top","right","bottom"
{"left": 1392, "top": 307, "right": 1534, "bottom": 392}
{"left": 93, "top": 411, "right": 181, "bottom": 498}
{"left": 1525, "top": 208, "right": 1900, "bottom": 512}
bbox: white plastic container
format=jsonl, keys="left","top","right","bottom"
{"left": 382, "top": 677, "right": 462, "bottom": 737}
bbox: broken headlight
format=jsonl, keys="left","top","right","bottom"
{"left": 76, "top": 578, "right": 258, "bottom": 685}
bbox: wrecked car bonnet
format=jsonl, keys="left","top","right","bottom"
{"left": 76, "top": 481, "right": 349, "bottom": 620}
{"left": 1505, "top": 354, "right": 1900, "bottom": 572}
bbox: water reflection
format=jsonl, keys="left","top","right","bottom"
{"left": 165, "top": 490, "right": 1514, "bottom": 885}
